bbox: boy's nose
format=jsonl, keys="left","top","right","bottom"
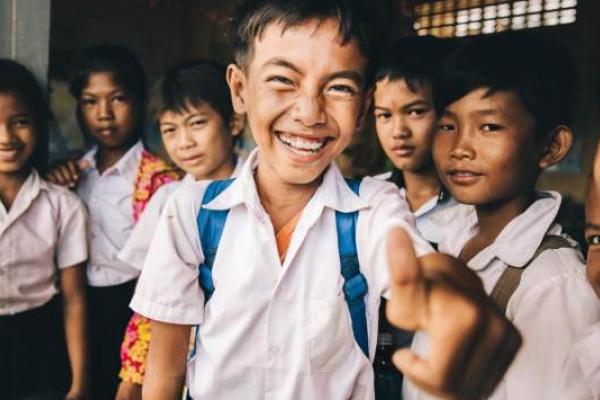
{"left": 450, "top": 131, "right": 476, "bottom": 160}
{"left": 291, "top": 94, "right": 326, "bottom": 127}
{"left": 177, "top": 126, "right": 195, "bottom": 149}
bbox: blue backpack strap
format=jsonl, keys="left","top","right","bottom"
{"left": 336, "top": 178, "right": 369, "bottom": 358}
{"left": 189, "top": 179, "right": 234, "bottom": 367}
{"left": 196, "top": 179, "right": 235, "bottom": 301}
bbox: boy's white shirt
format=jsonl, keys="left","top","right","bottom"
{"left": 0, "top": 169, "right": 88, "bottom": 315}
{"left": 557, "top": 322, "right": 600, "bottom": 399}
{"left": 404, "top": 191, "right": 600, "bottom": 400}
{"left": 118, "top": 156, "right": 245, "bottom": 271}
{"left": 131, "top": 148, "right": 433, "bottom": 400}
{"left": 373, "top": 171, "right": 457, "bottom": 244}
{"left": 76, "top": 140, "right": 143, "bottom": 286}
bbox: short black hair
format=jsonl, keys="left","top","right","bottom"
{"left": 0, "top": 58, "right": 49, "bottom": 172}
{"left": 375, "top": 35, "right": 456, "bottom": 92}
{"left": 149, "top": 60, "right": 233, "bottom": 125}
{"left": 434, "top": 32, "right": 578, "bottom": 140}
{"left": 230, "top": 0, "right": 380, "bottom": 86}
{"left": 69, "top": 45, "right": 147, "bottom": 141}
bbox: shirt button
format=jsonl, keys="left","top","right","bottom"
{"left": 269, "top": 346, "right": 279, "bottom": 355}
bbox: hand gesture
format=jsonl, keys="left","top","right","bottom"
{"left": 386, "top": 227, "right": 522, "bottom": 399}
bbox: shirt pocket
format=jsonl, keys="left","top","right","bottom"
{"left": 307, "top": 294, "right": 356, "bottom": 372}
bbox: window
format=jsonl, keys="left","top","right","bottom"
{"left": 413, "top": 0, "right": 577, "bottom": 38}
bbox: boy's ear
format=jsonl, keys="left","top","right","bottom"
{"left": 227, "top": 64, "right": 247, "bottom": 114}
{"left": 538, "top": 125, "right": 574, "bottom": 169}
{"left": 355, "top": 87, "right": 374, "bottom": 130}
{"left": 229, "top": 112, "right": 246, "bottom": 137}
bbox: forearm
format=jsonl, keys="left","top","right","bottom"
{"left": 63, "top": 288, "right": 89, "bottom": 393}
{"left": 143, "top": 320, "right": 190, "bottom": 400}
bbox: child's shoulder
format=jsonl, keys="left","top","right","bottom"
{"left": 358, "top": 175, "right": 402, "bottom": 204}
{"left": 39, "top": 175, "right": 87, "bottom": 213}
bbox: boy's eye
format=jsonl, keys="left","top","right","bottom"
{"left": 81, "top": 98, "right": 96, "bottom": 106}
{"left": 327, "top": 84, "right": 357, "bottom": 97}
{"left": 160, "top": 127, "right": 176, "bottom": 136}
{"left": 481, "top": 123, "right": 503, "bottom": 132}
{"left": 438, "top": 123, "right": 456, "bottom": 132}
{"left": 266, "top": 75, "right": 293, "bottom": 86}
{"left": 587, "top": 235, "right": 600, "bottom": 247}
{"left": 190, "top": 119, "right": 207, "bottom": 128}
{"left": 112, "top": 94, "right": 128, "bottom": 103}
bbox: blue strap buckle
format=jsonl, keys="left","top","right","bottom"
{"left": 343, "top": 273, "right": 368, "bottom": 304}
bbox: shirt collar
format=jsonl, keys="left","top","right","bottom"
{"left": 0, "top": 169, "right": 48, "bottom": 225}
{"left": 80, "top": 140, "right": 143, "bottom": 177}
{"left": 437, "top": 191, "right": 563, "bottom": 270}
{"left": 203, "top": 148, "right": 368, "bottom": 214}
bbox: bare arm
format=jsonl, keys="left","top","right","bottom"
{"left": 60, "top": 264, "right": 90, "bottom": 400}
{"left": 143, "top": 320, "right": 191, "bottom": 400}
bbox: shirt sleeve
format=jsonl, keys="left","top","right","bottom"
{"left": 118, "top": 183, "right": 175, "bottom": 271}
{"left": 56, "top": 190, "right": 89, "bottom": 269}
{"left": 129, "top": 183, "right": 207, "bottom": 325}
{"left": 357, "top": 178, "right": 434, "bottom": 299}
{"left": 507, "top": 250, "right": 600, "bottom": 399}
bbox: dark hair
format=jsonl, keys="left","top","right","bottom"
{"left": 0, "top": 58, "right": 49, "bottom": 172}
{"left": 69, "top": 45, "right": 147, "bottom": 140}
{"left": 434, "top": 32, "right": 578, "bottom": 140}
{"left": 375, "top": 35, "right": 456, "bottom": 92}
{"left": 230, "top": 0, "right": 379, "bottom": 86}
{"left": 149, "top": 60, "right": 233, "bottom": 125}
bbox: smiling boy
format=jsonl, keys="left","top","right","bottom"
{"left": 131, "top": 2, "right": 520, "bottom": 399}
{"left": 404, "top": 33, "right": 600, "bottom": 400}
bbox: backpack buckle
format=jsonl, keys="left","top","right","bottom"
{"left": 343, "top": 273, "right": 368, "bottom": 304}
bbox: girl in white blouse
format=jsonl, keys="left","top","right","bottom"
{"left": 0, "top": 59, "right": 89, "bottom": 399}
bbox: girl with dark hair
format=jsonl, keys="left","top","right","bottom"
{"left": 47, "top": 45, "right": 181, "bottom": 399}
{"left": 0, "top": 58, "right": 89, "bottom": 399}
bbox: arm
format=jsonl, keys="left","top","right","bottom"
{"left": 143, "top": 320, "right": 191, "bottom": 400}
{"left": 60, "top": 263, "right": 90, "bottom": 400}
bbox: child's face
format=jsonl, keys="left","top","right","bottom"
{"left": 159, "top": 102, "right": 237, "bottom": 180}
{"left": 228, "top": 18, "right": 369, "bottom": 186}
{"left": 0, "top": 93, "right": 37, "bottom": 175}
{"left": 585, "top": 148, "right": 600, "bottom": 298}
{"left": 433, "top": 88, "right": 539, "bottom": 205}
{"left": 79, "top": 72, "right": 137, "bottom": 150}
{"left": 374, "top": 78, "right": 436, "bottom": 173}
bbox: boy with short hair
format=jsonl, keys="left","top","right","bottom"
{"left": 405, "top": 33, "right": 600, "bottom": 399}
{"left": 131, "top": 1, "right": 520, "bottom": 399}
{"left": 373, "top": 36, "right": 456, "bottom": 245}
{"left": 556, "top": 85, "right": 600, "bottom": 400}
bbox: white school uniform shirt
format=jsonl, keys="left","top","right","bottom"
{"left": 557, "top": 322, "right": 600, "bottom": 399}
{"left": 77, "top": 140, "right": 143, "bottom": 286}
{"left": 131, "top": 149, "right": 433, "bottom": 400}
{"left": 118, "top": 157, "right": 245, "bottom": 271}
{"left": 404, "top": 191, "right": 600, "bottom": 400}
{"left": 373, "top": 171, "right": 457, "bottom": 244}
{"left": 0, "top": 169, "right": 88, "bottom": 315}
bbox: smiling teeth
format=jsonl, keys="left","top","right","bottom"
{"left": 278, "top": 134, "right": 326, "bottom": 153}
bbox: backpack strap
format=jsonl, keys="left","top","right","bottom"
{"left": 490, "top": 234, "right": 572, "bottom": 313}
{"left": 196, "top": 179, "right": 235, "bottom": 301}
{"left": 336, "top": 178, "right": 369, "bottom": 358}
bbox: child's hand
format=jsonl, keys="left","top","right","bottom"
{"left": 46, "top": 159, "right": 89, "bottom": 188}
{"left": 115, "top": 380, "right": 142, "bottom": 400}
{"left": 385, "top": 227, "right": 522, "bottom": 399}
